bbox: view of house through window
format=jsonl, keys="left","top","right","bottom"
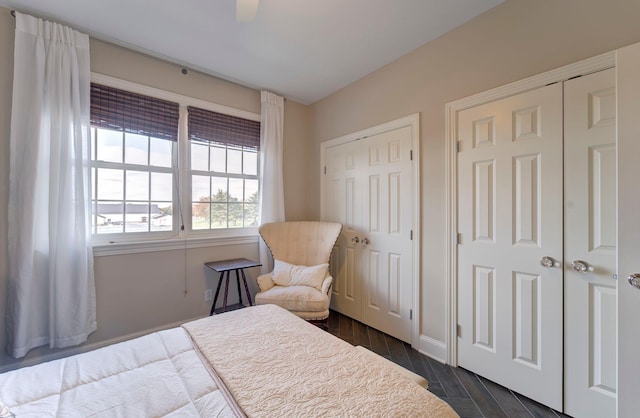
{"left": 89, "top": 82, "right": 260, "bottom": 239}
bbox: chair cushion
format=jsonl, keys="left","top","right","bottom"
{"left": 255, "top": 285, "right": 329, "bottom": 312}
{"left": 272, "top": 260, "right": 328, "bottom": 291}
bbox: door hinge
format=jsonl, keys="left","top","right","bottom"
{"left": 409, "top": 309, "right": 413, "bottom": 320}
{"left": 410, "top": 230, "right": 413, "bottom": 240}
{"left": 457, "top": 324, "right": 462, "bottom": 337}
{"left": 457, "top": 233, "right": 462, "bottom": 244}
{"left": 410, "top": 149, "right": 413, "bottom": 161}
{"left": 324, "top": 166, "right": 326, "bottom": 175}
{"left": 456, "top": 141, "right": 461, "bottom": 153}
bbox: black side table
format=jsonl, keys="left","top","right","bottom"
{"left": 204, "top": 258, "right": 261, "bottom": 315}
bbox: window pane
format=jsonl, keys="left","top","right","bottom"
{"left": 211, "top": 203, "right": 227, "bottom": 229}
{"left": 96, "top": 128, "right": 123, "bottom": 163}
{"left": 126, "top": 171, "right": 149, "bottom": 201}
{"left": 244, "top": 203, "right": 258, "bottom": 227}
{"left": 229, "top": 178, "right": 243, "bottom": 201}
{"left": 211, "top": 177, "right": 228, "bottom": 202}
{"left": 210, "top": 146, "right": 226, "bottom": 173}
{"left": 192, "top": 175, "right": 210, "bottom": 201}
{"left": 243, "top": 149, "right": 257, "bottom": 175}
{"left": 96, "top": 201, "right": 124, "bottom": 234}
{"left": 192, "top": 202, "right": 210, "bottom": 230}
{"left": 90, "top": 128, "right": 96, "bottom": 161}
{"left": 91, "top": 167, "right": 96, "bottom": 200}
{"left": 125, "top": 203, "right": 150, "bottom": 233}
{"left": 245, "top": 179, "right": 259, "bottom": 203}
{"left": 125, "top": 132, "right": 149, "bottom": 165}
{"left": 150, "top": 137, "right": 172, "bottom": 167}
{"left": 191, "top": 142, "right": 209, "bottom": 171}
{"left": 151, "top": 172, "right": 172, "bottom": 201}
{"left": 227, "top": 147, "right": 242, "bottom": 174}
{"left": 228, "top": 203, "right": 243, "bottom": 227}
{"left": 96, "top": 168, "right": 123, "bottom": 200}
{"left": 151, "top": 202, "right": 173, "bottom": 231}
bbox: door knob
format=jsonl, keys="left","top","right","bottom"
{"left": 628, "top": 273, "right": 640, "bottom": 289}
{"left": 571, "top": 260, "right": 591, "bottom": 273}
{"left": 540, "top": 256, "right": 556, "bottom": 268}
{"left": 351, "top": 236, "right": 360, "bottom": 244}
{"left": 361, "top": 237, "right": 370, "bottom": 245}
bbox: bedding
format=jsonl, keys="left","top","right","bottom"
{"left": 0, "top": 305, "right": 458, "bottom": 417}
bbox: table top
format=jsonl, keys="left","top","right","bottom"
{"left": 204, "top": 257, "right": 262, "bottom": 272}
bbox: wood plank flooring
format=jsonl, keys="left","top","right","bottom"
{"left": 327, "top": 310, "right": 571, "bottom": 418}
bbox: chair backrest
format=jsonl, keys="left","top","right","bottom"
{"left": 259, "top": 221, "right": 343, "bottom": 267}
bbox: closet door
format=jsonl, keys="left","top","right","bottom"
{"left": 324, "top": 126, "right": 415, "bottom": 342}
{"left": 457, "top": 83, "right": 564, "bottom": 410}
{"left": 564, "top": 68, "right": 617, "bottom": 418}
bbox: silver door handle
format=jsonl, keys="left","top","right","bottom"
{"left": 351, "top": 236, "right": 360, "bottom": 244}
{"left": 571, "top": 260, "right": 591, "bottom": 273}
{"left": 361, "top": 238, "right": 370, "bottom": 245}
{"left": 628, "top": 273, "right": 640, "bottom": 289}
{"left": 540, "top": 256, "right": 556, "bottom": 268}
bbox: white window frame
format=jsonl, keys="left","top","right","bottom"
{"left": 90, "top": 73, "right": 261, "bottom": 256}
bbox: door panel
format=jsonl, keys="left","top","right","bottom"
{"left": 325, "top": 140, "right": 362, "bottom": 320}
{"left": 564, "top": 67, "right": 616, "bottom": 418}
{"left": 457, "top": 83, "right": 564, "bottom": 410}
{"left": 324, "top": 126, "right": 414, "bottom": 342}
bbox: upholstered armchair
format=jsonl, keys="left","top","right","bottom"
{"left": 255, "top": 221, "right": 342, "bottom": 325}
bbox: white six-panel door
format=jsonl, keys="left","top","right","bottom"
{"left": 564, "top": 68, "right": 617, "bottom": 417}
{"left": 457, "top": 83, "right": 564, "bottom": 410}
{"left": 324, "top": 126, "right": 414, "bottom": 342}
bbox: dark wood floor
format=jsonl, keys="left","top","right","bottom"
{"left": 327, "top": 310, "right": 570, "bottom": 418}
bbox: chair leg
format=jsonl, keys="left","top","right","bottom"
{"left": 308, "top": 318, "right": 329, "bottom": 331}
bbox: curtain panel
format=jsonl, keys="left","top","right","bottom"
{"left": 7, "top": 13, "right": 96, "bottom": 358}
{"left": 258, "top": 91, "right": 285, "bottom": 273}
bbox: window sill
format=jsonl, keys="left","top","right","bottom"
{"left": 92, "top": 234, "right": 259, "bottom": 257}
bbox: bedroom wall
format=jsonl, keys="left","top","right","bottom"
{"left": 308, "top": 0, "right": 640, "bottom": 355}
{"left": 0, "top": 7, "right": 312, "bottom": 370}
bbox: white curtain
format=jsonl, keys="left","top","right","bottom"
{"left": 258, "top": 91, "right": 285, "bottom": 273}
{"left": 7, "top": 13, "right": 96, "bottom": 358}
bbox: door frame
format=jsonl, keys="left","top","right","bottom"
{"left": 445, "top": 52, "right": 616, "bottom": 366}
{"left": 320, "top": 113, "right": 421, "bottom": 347}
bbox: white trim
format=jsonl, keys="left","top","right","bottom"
{"left": 445, "top": 51, "right": 616, "bottom": 366}
{"left": 0, "top": 315, "right": 206, "bottom": 373}
{"left": 91, "top": 73, "right": 260, "bottom": 121}
{"left": 418, "top": 335, "right": 448, "bottom": 364}
{"left": 320, "top": 113, "right": 421, "bottom": 348}
{"left": 93, "top": 234, "right": 259, "bottom": 256}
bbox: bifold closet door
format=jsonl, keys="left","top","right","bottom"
{"left": 324, "top": 126, "right": 414, "bottom": 342}
{"left": 563, "top": 68, "right": 617, "bottom": 418}
{"left": 457, "top": 83, "right": 564, "bottom": 411}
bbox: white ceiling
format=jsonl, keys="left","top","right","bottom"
{"left": 0, "top": 0, "right": 503, "bottom": 104}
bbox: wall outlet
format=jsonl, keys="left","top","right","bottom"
{"left": 205, "top": 289, "right": 213, "bottom": 301}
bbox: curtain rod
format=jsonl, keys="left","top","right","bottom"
{"left": 10, "top": 10, "right": 15, "bottom": 17}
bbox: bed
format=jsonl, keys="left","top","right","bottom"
{"left": 0, "top": 304, "right": 458, "bottom": 417}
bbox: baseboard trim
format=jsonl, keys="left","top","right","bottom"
{"left": 418, "top": 335, "right": 448, "bottom": 364}
{"left": 0, "top": 315, "right": 206, "bottom": 373}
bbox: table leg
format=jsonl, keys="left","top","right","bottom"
{"left": 240, "top": 269, "right": 253, "bottom": 306}
{"left": 235, "top": 269, "right": 243, "bottom": 306}
{"left": 222, "top": 271, "right": 230, "bottom": 312}
{"left": 210, "top": 271, "right": 225, "bottom": 316}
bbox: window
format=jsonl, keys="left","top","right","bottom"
{"left": 188, "top": 106, "right": 260, "bottom": 230}
{"left": 89, "top": 80, "right": 261, "bottom": 243}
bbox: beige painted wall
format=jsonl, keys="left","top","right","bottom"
{"left": 309, "top": 0, "right": 640, "bottom": 345}
{"left": 0, "top": 8, "right": 312, "bottom": 369}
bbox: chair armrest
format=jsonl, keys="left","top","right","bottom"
{"left": 321, "top": 275, "right": 333, "bottom": 295}
{"left": 257, "top": 273, "right": 276, "bottom": 292}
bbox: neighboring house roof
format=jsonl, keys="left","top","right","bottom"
{"left": 96, "top": 203, "right": 163, "bottom": 215}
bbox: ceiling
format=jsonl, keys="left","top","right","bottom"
{"left": 0, "top": 0, "right": 503, "bottom": 104}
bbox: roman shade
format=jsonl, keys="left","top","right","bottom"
{"left": 187, "top": 106, "right": 260, "bottom": 150}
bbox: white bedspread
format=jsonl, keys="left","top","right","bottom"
{"left": 0, "top": 327, "right": 236, "bottom": 417}
{"left": 183, "top": 304, "right": 458, "bottom": 418}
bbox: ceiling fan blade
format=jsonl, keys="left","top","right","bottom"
{"left": 236, "top": 0, "right": 259, "bottom": 22}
